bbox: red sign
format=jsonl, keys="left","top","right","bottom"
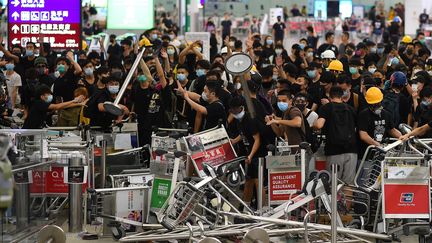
{"left": 30, "top": 166, "right": 86, "bottom": 195}
{"left": 384, "top": 184, "right": 430, "bottom": 215}
{"left": 191, "top": 143, "right": 236, "bottom": 172}
{"left": 8, "top": 23, "right": 80, "bottom": 49}
{"left": 269, "top": 171, "right": 302, "bottom": 203}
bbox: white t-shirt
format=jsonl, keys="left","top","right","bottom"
{"left": 5, "top": 71, "right": 22, "bottom": 108}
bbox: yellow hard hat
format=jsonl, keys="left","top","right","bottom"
{"left": 328, "top": 60, "right": 344, "bottom": 72}
{"left": 139, "top": 37, "right": 153, "bottom": 48}
{"left": 365, "top": 87, "right": 383, "bottom": 104}
{"left": 401, "top": 35, "right": 412, "bottom": 44}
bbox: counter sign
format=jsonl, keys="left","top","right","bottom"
{"left": 8, "top": 0, "right": 81, "bottom": 50}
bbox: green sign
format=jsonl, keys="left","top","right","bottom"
{"left": 150, "top": 177, "right": 172, "bottom": 209}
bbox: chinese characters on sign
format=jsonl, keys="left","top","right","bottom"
{"left": 8, "top": 0, "right": 81, "bottom": 49}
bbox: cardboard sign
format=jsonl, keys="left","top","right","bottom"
{"left": 150, "top": 177, "right": 172, "bottom": 209}
{"left": 384, "top": 184, "right": 430, "bottom": 218}
{"left": 269, "top": 171, "right": 302, "bottom": 204}
{"left": 8, "top": 0, "right": 81, "bottom": 49}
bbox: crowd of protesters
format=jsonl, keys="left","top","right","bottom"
{"left": 0, "top": 4, "right": 431, "bottom": 208}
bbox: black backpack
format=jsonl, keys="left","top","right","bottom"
{"left": 327, "top": 103, "right": 356, "bottom": 149}
{"left": 382, "top": 90, "right": 400, "bottom": 126}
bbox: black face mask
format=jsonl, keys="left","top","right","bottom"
{"left": 296, "top": 104, "right": 307, "bottom": 111}
{"left": 346, "top": 49, "right": 353, "bottom": 56}
{"left": 162, "top": 41, "right": 169, "bottom": 48}
{"left": 254, "top": 50, "right": 262, "bottom": 57}
{"left": 406, "top": 49, "right": 414, "bottom": 55}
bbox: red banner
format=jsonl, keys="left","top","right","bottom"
{"left": 30, "top": 166, "right": 86, "bottom": 194}
{"left": 384, "top": 184, "right": 430, "bottom": 215}
{"left": 269, "top": 171, "right": 302, "bottom": 202}
{"left": 191, "top": 143, "right": 236, "bottom": 172}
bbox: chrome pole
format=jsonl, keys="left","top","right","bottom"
{"left": 103, "top": 47, "right": 146, "bottom": 116}
{"left": 69, "top": 157, "right": 84, "bottom": 233}
{"left": 331, "top": 164, "right": 338, "bottom": 243}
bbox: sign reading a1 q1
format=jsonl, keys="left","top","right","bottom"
{"left": 8, "top": 0, "right": 81, "bottom": 50}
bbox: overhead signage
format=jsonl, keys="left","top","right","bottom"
{"left": 8, "top": 0, "right": 81, "bottom": 49}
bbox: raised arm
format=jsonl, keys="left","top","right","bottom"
{"left": 0, "top": 36, "right": 19, "bottom": 63}
{"left": 66, "top": 51, "right": 82, "bottom": 76}
{"left": 154, "top": 54, "right": 167, "bottom": 88}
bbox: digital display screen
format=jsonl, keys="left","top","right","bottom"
{"left": 107, "top": 0, "right": 154, "bottom": 30}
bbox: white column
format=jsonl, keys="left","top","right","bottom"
{"left": 404, "top": 0, "right": 422, "bottom": 36}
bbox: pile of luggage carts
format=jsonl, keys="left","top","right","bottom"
{"left": 87, "top": 124, "right": 432, "bottom": 243}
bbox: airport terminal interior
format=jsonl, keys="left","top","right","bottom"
{"left": 1, "top": 0, "right": 432, "bottom": 242}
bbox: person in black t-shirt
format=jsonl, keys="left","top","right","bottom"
{"left": 272, "top": 16, "right": 286, "bottom": 44}
{"left": 317, "top": 32, "right": 339, "bottom": 57}
{"left": 419, "top": 9, "right": 429, "bottom": 28}
{"left": 313, "top": 86, "right": 357, "bottom": 185}
{"left": 52, "top": 52, "right": 83, "bottom": 102}
{"left": 221, "top": 13, "right": 232, "bottom": 41}
{"left": 92, "top": 77, "right": 129, "bottom": 128}
{"left": 131, "top": 56, "right": 171, "bottom": 146}
{"left": 22, "top": 85, "right": 85, "bottom": 129}
{"left": 107, "top": 34, "right": 122, "bottom": 66}
{"left": 177, "top": 81, "right": 226, "bottom": 131}
{"left": 0, "top": 38, "right": 36, "bottom": 81}
{"left": 229, "top": 96, "right": 266, "bottom": 207}
{"left": 413, "top": 87, "right": 432, "bottom": 138}
{"left": 358, "top": 87, "right": 401, "bottom": 156}
{"left": 336, "top": 74, "right": 360, "bottom": 113}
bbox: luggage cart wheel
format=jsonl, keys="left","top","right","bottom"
{"left": 110, "top": 225, "right": 126, "bottom": 241}
{"left": 316, "top": 170, "right": 331, "bottom": 183}
{"left": 308, "top": 170, "right": 318, "bottom": 181}
{"left": 347, "top": 219, "right": 361, "bottom": 229}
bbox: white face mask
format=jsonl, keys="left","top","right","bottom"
{"left": 233, "top": 110, "right": 245, "bottom": 120}
{"left": 201, "top": 91, "right": 209, "bottom": 101}
{"left": 54, "top": 71, "right": 60, "bottom": 78}
{"left": 234, "top": 82, "right": 241, "bottom": 90}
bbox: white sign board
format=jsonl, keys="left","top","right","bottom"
{"left": 269, "top": 8, "right": 283, "bottom": 26}
{"left": 185, "top": 32, "right": 210, "bottom": 61}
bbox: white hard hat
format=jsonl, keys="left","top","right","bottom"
{"left": 321, "top": 50, "right": 336, "bottom": 59}
{"left": 221, "top": 46, "right": 228, "bottom": 54}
